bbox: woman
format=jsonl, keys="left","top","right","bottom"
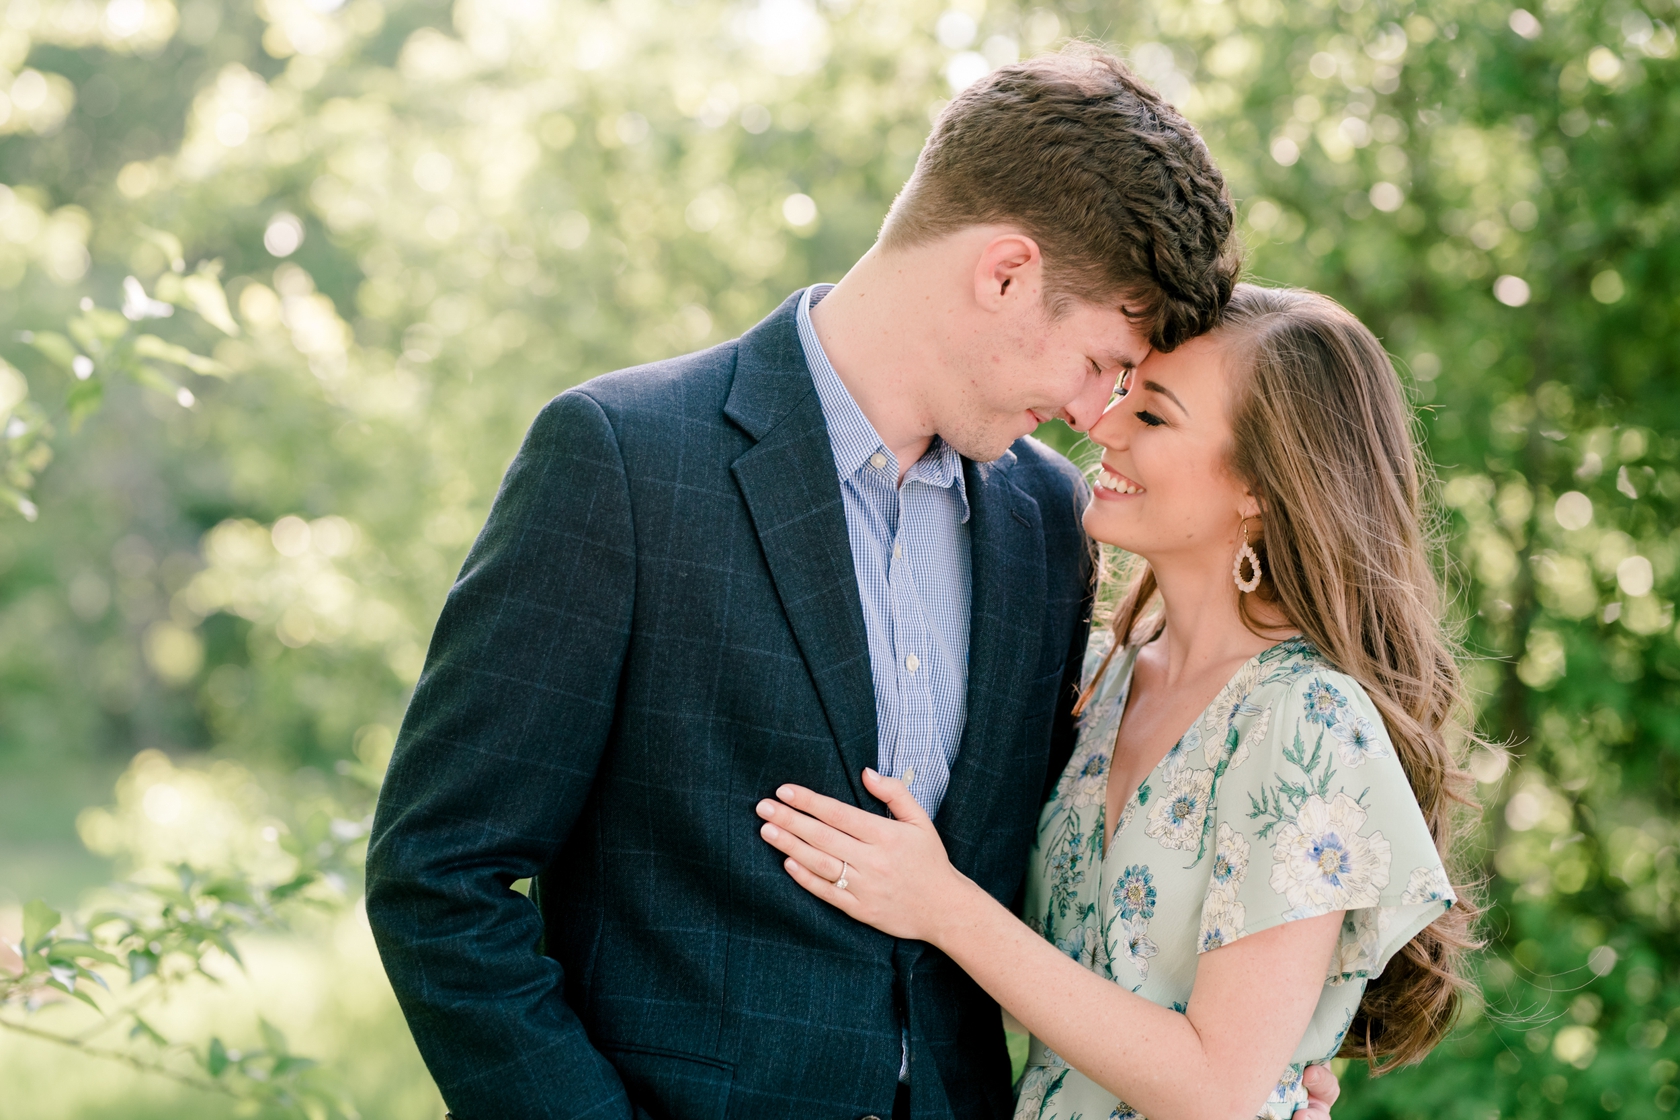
{"left": 754, "top": 285, "right": 1480, "bottom": 1119}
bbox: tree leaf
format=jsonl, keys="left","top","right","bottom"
{"left": 22, "top": 900, "right": 60, "bottom": 955}
{"left": 181, "top": 263, "right": 239, "bottom": 336}
{"left": 259, "top": 1017, "right": 289, "bottom": 1057}
{"left": 206, "top": 1036, "right": 229, "bottom": 1077}
{"left": 22, "top": 331, "right": 79, "bottom": 371}
{"left": 133, "top": 334, "right": 229, "bottom": 377}
{"left": 136, "top": 226, "right": 185, "bottom": 273}
{"left": 45, "top": 938, "right": 120, "bottom": 966}
{"left": 128, "top": 948, "right": 158, "bottom": 983}
{"left": 130, "top": 1015, "right": 170, "bottom": 1046}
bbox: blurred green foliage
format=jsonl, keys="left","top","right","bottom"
{"left": 0, "top": 0, "right": 1677, "bottom": 1116}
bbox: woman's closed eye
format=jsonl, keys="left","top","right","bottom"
{"left": 1135, "top": 409, "right": 1166, "bottom": 427}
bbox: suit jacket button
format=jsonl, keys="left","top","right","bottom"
{"left": 860, "top": 1115, "right": 883, "bottom": 1120}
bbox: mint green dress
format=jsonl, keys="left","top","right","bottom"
{"left": 1016, "top": 635, "right": 1453, "bottom": 1120}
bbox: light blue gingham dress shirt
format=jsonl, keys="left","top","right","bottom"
{"left": 796, "top": 285, "right": 972, "bottom": 819}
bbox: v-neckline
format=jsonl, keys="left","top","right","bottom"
{"left": 1097, "top": 636, "right": 1305, "bottom": 858}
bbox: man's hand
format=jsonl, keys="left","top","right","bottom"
{"left": 1300, "top": 1063, "right": 1341, "bottom": 1119}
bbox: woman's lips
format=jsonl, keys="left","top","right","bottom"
{"left": 1094, "top": 464, "right": 1144, "bottom": 496}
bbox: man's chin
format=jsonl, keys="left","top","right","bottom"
{"left": 945, "top": 428, "right": 1031, "bottom": 464}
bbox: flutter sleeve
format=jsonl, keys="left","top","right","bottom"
{"left": 1196, "top": 668, "right": 1454, "bottom": 987}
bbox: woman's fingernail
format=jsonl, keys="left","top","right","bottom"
{"left": 777, "top": 785, "right": 795, "bottom": 799}
{"left": 785, "top": 858, "right": 798, "bottom": 872}
{"left": 756, "top": 800, "right": 775, "bottom": 818}
{"left": 864, "top": 767, "right": 878, "bottom": 779}
{"left": 761, "top": 822, "right": 779, "bottom": 840}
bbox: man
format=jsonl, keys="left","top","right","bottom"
{"left": 367, "top": 47, "right": 1338, "bottom": 1119}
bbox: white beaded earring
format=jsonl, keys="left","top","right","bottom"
{"left": 1233, "top": 521, "right": 1262, "bottom": 594}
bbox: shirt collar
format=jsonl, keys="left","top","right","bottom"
{"left": 796, "top": 285, "right": 970, "bottom": 519}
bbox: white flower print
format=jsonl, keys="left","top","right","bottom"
{"left": 1402, "top": 865, "right": 1455, "bottom": 906}
{"left": 1110, "top": 1103, "right": 1142, "bottom": 1120}
{"left": 1113, "top": 798, "right": 1138, "bottom": 840}
{"left": 1329, "top": 906, "right": 1397, "bottom": 983}
{"left": 1015, "top": 1067, "right": 1057, "bottom": 1117}
{"left": 1208, "top": 822, "right": 1251, "bottom": 896}
{"left": 1203, "top": 659, "right": 1263, "bottom": 743}
{"left": 1198, "top": 891, "right": 1247, "bottom": 952}
{"left": 1145, "top": 764, "right": 1215, "bottom": 851}
{"left": 1060, "top": 744, "right": 1112, "bottom": 808}
{"left": 1330, "top": 713, "right": 1388, "bottom": 767}
{"left": 1114, "top": 916, "right": 1158, "bottom": 980}
{"left": 1054, "top": 924, "right": 1086, "bottom": 962}
{"left": 1269, "top": 792, "right": 1393, "bottom": 912}
{"left": 1055, "top": 922, "right": 1107, "bottom": 972}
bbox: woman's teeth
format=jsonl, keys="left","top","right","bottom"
{"left": 1096, "top": 467, "right": 1143, "bottom": 495}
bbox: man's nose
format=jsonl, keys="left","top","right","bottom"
{"left": 1059, "top": 372, "right": 1120, "bottom": 432}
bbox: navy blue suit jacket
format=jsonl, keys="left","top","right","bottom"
{"left": 366, "top": 291, "right": 1096, "bottom": 1119}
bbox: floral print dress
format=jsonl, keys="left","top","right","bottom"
{"left": 1016, "top": 634, "right": 1453, "bottom": 1120}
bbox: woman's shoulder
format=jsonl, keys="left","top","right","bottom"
{"left": 1218, "top": 639, "right": 1409, "bottom": 790}
{"left": 1235, "top": 639, "right": 1379, "bottom": 718}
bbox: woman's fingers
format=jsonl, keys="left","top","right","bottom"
{"left": 861, "top": 767, "right": 929, "bottom": 825}
{"left": 758, "top": 796, "right": 867, "bottom": 862}
{"left": 1301, "top": 1063, "right": 1340, "bottom": 1111}
{"left": 773, "top": 783, "right": 888, "bottom": 841}
{"left": 780, "top": 854, "right": 862, "bottom": 915}
{"left": 758, "top": 817, "right": 847, "bottom": 884}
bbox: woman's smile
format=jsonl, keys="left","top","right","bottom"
{"left": 1094, "top": 463, "right": 1145, "bottom": 498}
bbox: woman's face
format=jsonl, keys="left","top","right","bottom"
{"left": 1082, "top": 333, "right": 1257, "bottom": 569}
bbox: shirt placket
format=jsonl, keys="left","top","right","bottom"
{"left": 889, "top": 481, "right": 931, "bottom": 806}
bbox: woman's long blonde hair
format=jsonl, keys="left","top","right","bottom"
{"left": 1078, "top": 284, "right": 1482, "bottom": 1072}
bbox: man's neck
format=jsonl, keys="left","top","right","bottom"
{"left": 807, "top": 244, "right": 943, "bottom": 480}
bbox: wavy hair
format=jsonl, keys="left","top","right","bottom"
{"left": 1078, "top": 284, "right": 1482, "bottom": 1072}
{"left": 880, "top": 44, "right": 1240, "bottom": 351}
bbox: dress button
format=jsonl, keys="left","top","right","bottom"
{"left": 905, "top": 653, "right": 920, "bottom": 673}
{"left": 869, "top": 452, "right": 888, "bottom": 470}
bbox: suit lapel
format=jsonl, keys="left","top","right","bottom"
{"left": 936, "top": 453, "right": 1047, "bottom": 874}
{"left": 728, "top": 293, "right": 879, "bottom": 807}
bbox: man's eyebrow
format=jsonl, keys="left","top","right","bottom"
{"left": 1142, "top": 379, "right": 1189, "bottom": 416}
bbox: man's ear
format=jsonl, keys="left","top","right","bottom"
{"left": 973, "top": 232, "right": 1043, "bottom": 310}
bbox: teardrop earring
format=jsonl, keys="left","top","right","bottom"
{"left": 1233, "top": 522, "right": 1262, "bottom": 594}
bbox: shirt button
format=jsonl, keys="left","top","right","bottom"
{"left": 892, "top": 542, "right": 902, "bottom": 559}
{"left": 869, "top": 452, "right": 887, "bottom": 470}
{"left": 905, "top": 654, "right": 920, "bottom": 673}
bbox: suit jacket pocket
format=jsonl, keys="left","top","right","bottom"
{"left": 601, "top": 1043, "right": 734, "bottom": 1120}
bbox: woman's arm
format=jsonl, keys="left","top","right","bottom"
{"left": 760, "top": 769, "right": 1343, "bottom": 1120}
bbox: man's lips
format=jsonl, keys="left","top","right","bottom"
{"left": 1094, "top": 463, "right": 1144, "bottom": 496}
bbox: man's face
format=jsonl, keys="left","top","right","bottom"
{"left": 934, "top": 297, "right": 1153, "bottom": 463}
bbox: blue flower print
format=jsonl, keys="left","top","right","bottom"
{"left": 1301, "top": 679, "right": 1347, "bottom": 727}
{"left": 1112, "top": 864, "right": 1156, "bottom": 921}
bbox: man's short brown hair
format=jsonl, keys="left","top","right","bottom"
{"left": 881, "top": 45, "right": 1240, "bottom": 351}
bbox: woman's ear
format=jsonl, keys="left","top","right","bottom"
{"left": 1237, "top": 489, "right": 1263, "bottom": 523}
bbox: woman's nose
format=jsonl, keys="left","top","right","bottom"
{"left": 1086, "top": 395, "right": 1129, "bottom": 449}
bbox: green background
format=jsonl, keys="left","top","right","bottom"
{"left": 0, "top": 0, "right": 1677, "bottom": 1115}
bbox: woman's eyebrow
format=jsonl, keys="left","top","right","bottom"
{"left": 1142, "top": 379, "right": 1189, "bottom": 417}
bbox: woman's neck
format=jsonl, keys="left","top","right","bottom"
{"left": 1144, "top": 552, "right": 1290, "bottom": 685}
